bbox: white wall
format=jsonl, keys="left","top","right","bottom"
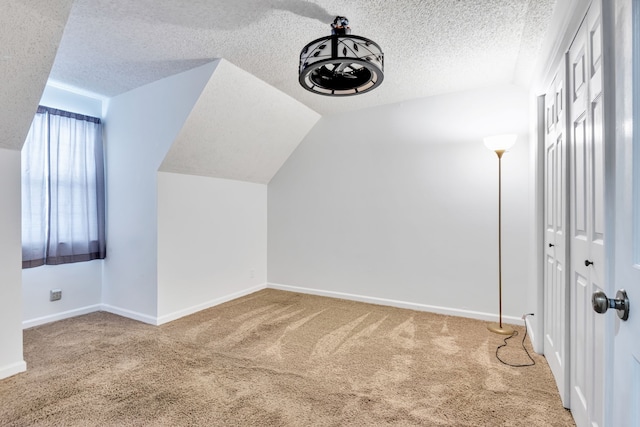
{"left": 40, "top": 82, "right": 105, "bottom": 118}
{"left": 0, "top": 1, "right": 73, "bottom": 378}
{"left": 157, "top": 173, "right": 267, "bottom": 323}
{"left": 0, "top": 148, "right": 26, "bottom": 379}
{"left": 22, "top": 261, "right": 103, "bottom": 328}
{"left": 268, "top": 84, "right": 533, "bottom": 323}
{"left": 102, "top": 61, "right": 219, "bottom": 323}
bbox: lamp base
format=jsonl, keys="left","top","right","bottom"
{"left": 487, "top": 323, "right": 514, "bottom": 335}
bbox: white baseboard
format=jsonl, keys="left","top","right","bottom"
{"left": 20, "top": 283, "right": 522, "bottom": 330}
{"left": 23, "top": 304, "right": 102, "bottom": 329}
{"left": 268, "top": 283, "right": 524, "bottom": 326}
{"left": 156, "top": 284, "right": 267, "bottom": 325}
{"left": 22, "top": 304, "right": 156, "bottom": 328}
{"left": 0, "top": 360, "right": 27, "bottom": 380}
{"left": 100, "top": 304, "right": 159, "bottom": 325}
{"left": 525, "top": 315, "right": 543, "bottom": 353}
{"left": 20, "top": 285, "right": 270, "bottom": 329}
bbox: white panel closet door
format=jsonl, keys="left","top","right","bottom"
{"left": 543, "top": 56, "right": 570, "bottom": 407}
{"left": 569, "top": 2, "right": 606, "bottom": 426}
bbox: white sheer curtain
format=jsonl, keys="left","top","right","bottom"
{"left": 21, "top": 106, "right": 106, "bottom": 268}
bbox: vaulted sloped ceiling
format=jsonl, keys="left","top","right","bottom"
{"left": 0, "top": 0, "right": 74, "bottom": 150}
{"left": 160, "top": 59, "right": 320, "bottom": 184}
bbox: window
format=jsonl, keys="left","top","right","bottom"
{"left": 21, "top": 106, "right": 106, "bottom": 268}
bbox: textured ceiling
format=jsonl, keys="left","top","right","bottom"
{"left": 0, "top": 0, "right": 74, "bottom": 150}
{"left": 49, "top": 0, "right": 556, "bottom": 116}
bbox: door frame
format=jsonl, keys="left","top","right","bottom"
{"left": 600, "top": 0, "right": 618, "bottom": 422}
{"left": 610, "top": 2, "right": 640, "bottom": 425}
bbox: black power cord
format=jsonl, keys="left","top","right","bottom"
{"left": 496, "top": 313, "right": 536, "bottom": 367}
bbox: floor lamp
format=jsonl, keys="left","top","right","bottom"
{"left": 484, "top": 134, "right": 517, "bottom": 335}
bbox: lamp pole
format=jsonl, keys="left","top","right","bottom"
{"left": 484, "top": 134, "right": 516, "bottom": 336}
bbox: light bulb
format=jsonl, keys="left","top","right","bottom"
{"left": 483, "top": 134, "right": 517, "bottom": 152}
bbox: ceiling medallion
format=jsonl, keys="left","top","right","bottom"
{"left": 299, "top": 16, "right": 384, "bottom": 96}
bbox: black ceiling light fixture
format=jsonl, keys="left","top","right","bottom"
{"left": 299, "top": 16, "right": 384, "bottom": 96}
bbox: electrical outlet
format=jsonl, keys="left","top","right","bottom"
{"left": 250, "top": 269, "right": 255, "bottom": 279}
{"left": 50, "top": 289, "right": 62, "bottom": 302}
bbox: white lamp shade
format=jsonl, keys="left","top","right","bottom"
{"left": 483, "top": 134, "right": 517, "bottom": 151}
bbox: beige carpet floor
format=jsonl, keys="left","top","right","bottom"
{"left": 0, "top": 289, "right": 574, "bottom": 426}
